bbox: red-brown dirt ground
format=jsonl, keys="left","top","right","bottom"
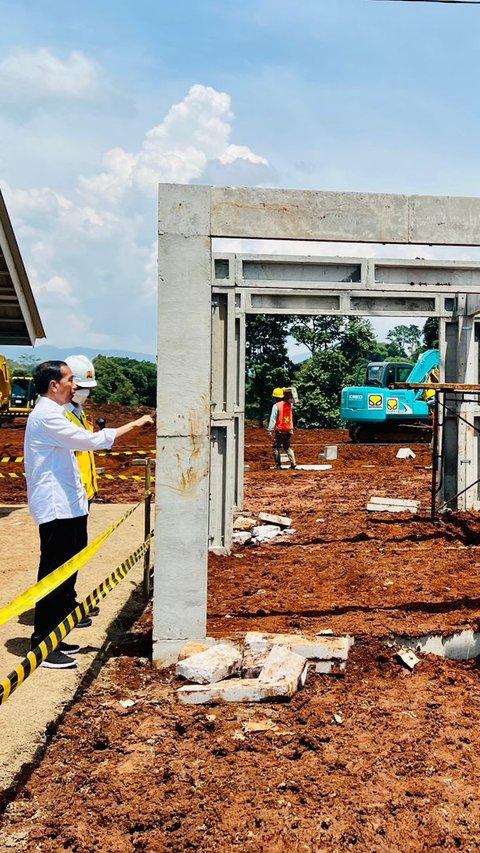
{"left": 2, "top": 419, "right": 480, "bottom": 851}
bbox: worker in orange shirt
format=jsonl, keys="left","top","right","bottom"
{"left": 268, "top": 387, "right": 296, "bottom": 469}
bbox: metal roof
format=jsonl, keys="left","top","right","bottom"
{"left": 0, "top": 188, "right": 45, "bottom": 345}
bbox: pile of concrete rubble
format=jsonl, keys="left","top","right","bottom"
{"left": 176, "top": 631, "right": 354, "bottom": 705}
{"left": 232, "top": 512, "right": 296, "bottom": 545}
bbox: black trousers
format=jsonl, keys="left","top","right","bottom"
{"left": 32, "top": 515, "right": 88, "bottom": 647}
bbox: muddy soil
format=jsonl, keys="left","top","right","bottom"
{"left": 2, "top": 423, "right": 480, "bottom": 851}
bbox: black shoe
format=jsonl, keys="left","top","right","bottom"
{"left": 59, "top": 641, "right": 81, "bottom": 655}
{"left": 76, "top": 616, "right": 92, "bottom": 628}
{"left": 274, "top": 465, "right": 281, "bottom": 469}
{"left": 290, "top": 465, "right": 297, "bottom": 469}
{"left": 89, "top": 606, "right": 100, "bottom": 617}
{"left": 40, "top": 650, "right": 77, "bottom": 669}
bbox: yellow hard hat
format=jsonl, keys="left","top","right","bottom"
{"left": 272, "top": 387, "right": 284, "bottom": 398}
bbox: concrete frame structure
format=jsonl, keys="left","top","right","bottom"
{"left": 155, "top": 184, "right": 480, "bottom": 663}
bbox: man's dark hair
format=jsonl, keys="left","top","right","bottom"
{"left": 34, "top": 361, "right": 67, "bottom": 394}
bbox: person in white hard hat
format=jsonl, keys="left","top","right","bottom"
{"left": 24, "top": 360, "right": 154, "bottom": 670}
{"left": 64, "top": 355, "right": 101, "bottom": 620}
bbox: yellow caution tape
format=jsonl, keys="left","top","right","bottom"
{"left": 0, "top": 450, "right": 156, "bottom": 464}
{"left": 95, "top": 449, "right": 156, "bottom": 457}
{"left": 0, "top": 533, "right": 153, "bottom": 705}
{"left": 96, "top": 473, "right": 156, "bottom": 482}
{"left": 0, "top": 472, "right": 154, "bottom": 483}
{"left": 0, "top": 503, "right": 140, "bottom": 626}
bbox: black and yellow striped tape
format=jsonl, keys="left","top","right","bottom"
{"left": 0, "top": 450, "right": 157, "bottom": 464}
{"left": 0, "top": 503, "right": 140, "bottom": 626}
{"left": 0, "top": 472, "right": 155, "bottom": 483}
{"left": 0, "top": 534, "right": 153, "bottom": 705}
{"left": 96, "top": 473, "right": 156, "bottom": 482}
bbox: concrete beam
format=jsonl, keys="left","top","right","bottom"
{"left": 208, "top": 186, "right": 480, "bottom": 246}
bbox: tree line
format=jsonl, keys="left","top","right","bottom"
{"left": 7, "top": 316, "right": 438, "bottom": 427}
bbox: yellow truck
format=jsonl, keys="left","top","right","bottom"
{"left": 0, "top": 355, "right": 36, "bottom": 425}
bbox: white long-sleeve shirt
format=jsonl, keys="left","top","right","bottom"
{"left": 24, "top": 396, "right": 116, "bottom": 525}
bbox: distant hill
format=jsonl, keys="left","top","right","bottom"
{"left": 2, "top": 344, "right": 156, "bottom": 364}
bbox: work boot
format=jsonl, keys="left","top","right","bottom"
{"left": 287, "top": 448, "right": 296, "bottom": 469}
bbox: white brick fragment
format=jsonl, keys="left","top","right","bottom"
{"left": 396, "top": 448, "right": 416, "bottom": 459}
{"left": 251, "top": 525, "right": 282, "bottom": 541}
{"left": 176, "top": 643, "right": 242, "bottom": 684}
{"left": 233, "top": 516, "right": 257, "bottom": 531}
{"left": 367, "top": 503, "right": 418, "bottom": 514}
{"left": 232, "top": 531, "right": 252, "bottom": 545}
{"left": 258, "top": 645, "right": 308, "bottom": 690}
{"left": 369, "top": 496, "right": 419, "bottom": 508}
{"left": 177, "top": 678, "right": 295, "bottom": 705}
{"left": 258, "top": 512, "right": 292, "bottom": 528}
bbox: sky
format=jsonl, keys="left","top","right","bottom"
{"left": 2, "top": 0, "right": 480, "bottom": 354}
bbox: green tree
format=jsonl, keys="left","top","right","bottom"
{"left": 245, "top": 315, "right": 292, "bottom": 427}
{"left": 290, "top": 316, "right": 377, "bottom": 428}
{"left": 9, "top": 354, "right": 41, "bottom": 376}
{"left": 422, "top": 317, "right": 439, "bottom": 349}
{"left": 386, "top": 324, "right": 422, "bottom": 357}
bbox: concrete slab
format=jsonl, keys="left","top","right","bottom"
{"left": 258, "top": 512, "right": 292, "bottom": 528}
{"left": 0, "top": 502, "right": 151, "bottom": 792}
{"left": 177, "top": 677, "right": 296, "bottom": 705}
{"left": 258, "top": 645, "right": 308, "bottom": 690}
{"left": 176, "top": 643, "right": 242, "bottom": 684}
{"left": 244, "top": 631, "right": 353, "bottom": 661}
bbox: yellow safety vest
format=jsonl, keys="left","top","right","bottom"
{"left": 65, "top": 407, "right": 98, "bottom": 501}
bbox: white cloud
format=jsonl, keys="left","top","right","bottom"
{"left": 78, "top": 84, "right": 268, "bottom": 203}
{"left": 2, "top": 83, "right": 269, "bottom": 351}
{"left": 0, "top": 48, "right": 102, "bottom": 104}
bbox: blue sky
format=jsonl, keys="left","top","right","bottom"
{"left": 1, "top": 0, "right": 480, "bottom": 353}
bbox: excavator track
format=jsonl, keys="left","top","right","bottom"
{"left": 349, "top": 423, "right": 432, "bottom": 444}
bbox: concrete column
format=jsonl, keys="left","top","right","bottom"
{"left": 154, "top": 184, "right": 212, "bottom": 665}
{"left": 456, "top": 301, "right": 480, "bottom": 510}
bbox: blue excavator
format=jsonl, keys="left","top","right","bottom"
{"left": 340, "top": 348, "right": 440, "bottom": 442}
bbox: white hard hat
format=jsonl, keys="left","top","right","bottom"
{"left": 65, "top": 354, "right": 97, "bottom": 388}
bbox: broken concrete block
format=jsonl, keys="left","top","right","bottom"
{"left": 369, "top": 496, "right": 419, "bottom": 508}
{"left": 233, "top": 515, "right": 257, "bottom": 531}
{"left": 176, "top": 643, "right": 242, "bottom": 684}
{"left": 251, "top": 525, "right": 282, "bottom": 541}
{"left": 396, "top": 447, "right": 416, "bottom": 460}
{"left": 177, "top": 677, "right": 296, "bottom": 705}
{"left": 242, "top": 647, "right": 270, "bottom": 678}
{"left": 295, "top": 464, "right": 332, "bottom": 471}
{"left": 396, "top": 647, "right": 421, "bottom": 671}
{"left": 258, "top": 512, "right": 292, "bottom": 528}
{"left": 178, "top": 640, "right": 213, "bottom": 661}
{"left": 258, "top": 645, "right": 308, "bottom": 689}
{"left": 244, "top": 631, "right": 353, "bottom": 662}
{"left": 232, "top": 531, "right": 252, "bottom": 545}
{"left": 367, "top": 496, "right": 419, "bottom": 513}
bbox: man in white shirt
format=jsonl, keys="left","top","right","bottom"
{"left": 24, "top": 360, "right": 153, "bottom": 670}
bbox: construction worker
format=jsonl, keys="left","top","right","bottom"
{"left": 64, "top": 354, "right": 100, "bottom": 619}
{"left": 268, "top": 387, "right": 296, "bottom": 469}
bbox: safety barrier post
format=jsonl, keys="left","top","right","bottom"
{"left": 143, "top": 457, "right": 152, "bottom": 598}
